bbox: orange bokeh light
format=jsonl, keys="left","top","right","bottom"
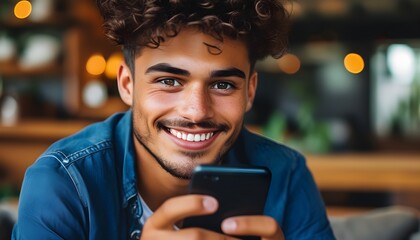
{"left": 105, "top": 52, "right": 124, "bottom": 79}
{"left": 14, "top": 0, "right": 32, "bottom": 19}
{"left": 86, "top": 54, "right": 106, "bottom": 76}
{"left": 344, "top": 53, "right": 364, "bottom": 74}
{"left": 277, "top": 53, "right": 301, "bottom": 75}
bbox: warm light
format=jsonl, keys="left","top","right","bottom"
{"left": 344, "top": 53, "right": 364, "bottom": 74}
{"left": 83, "top": 80, "right": 108, "bottom": 108}
{"left": 105, "top": 52, "right": 123, "bottom": 79}
{"left": 284, "top": 1, "right": 304, "bottom": 18}
{"left": 277, "top": 53, "right": 301, "bottom": 74}
{"left": 14, "top": 0, "right": 32, "bottom": 19}
{"left": 316, "top": 0, "right": 349, "bottom": 16}
{"left": 86, "top": 54, "right": 106, "bottom": 76}
{"left": 387, "top": 44, "right": 416, "bottom": 85}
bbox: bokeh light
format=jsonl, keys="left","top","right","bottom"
{"left": 86, "top": 54, "right": 106, "bottom": 76}
{"left": 82, "top": 80, "right": 108, "bottom": 108}
{"left": 387, "top": 44, "right": 416, "bottom": 85}
{"left": 105, "top": 52, "right": 124, "bottom": 79}
{"left": 344, "top": 53, "right": 364, "bottom": 74}
{"left": 277, "top": 53, "right": 301, "bottom": 75}
{"left": 14, "top": 0, "right": 32, "bottom": 19}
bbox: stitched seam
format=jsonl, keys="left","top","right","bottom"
{"left": 61, "top": 140, "right": 112, "bottom": 165}
{"left": 41, "top": 154, "right": 88, "bottom": 207}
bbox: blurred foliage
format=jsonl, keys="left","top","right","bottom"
{"left": 262, "top": 105, "right": 331, "bottom": 154}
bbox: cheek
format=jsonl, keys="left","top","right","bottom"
{"left": 136, "top": 91, "right": 179, "bottom": 120}
{"left": 143, "top": 93, "right": 178, "bottom": 109}
{"left": 214, "top": 97, "right": 247, "bottom": 124}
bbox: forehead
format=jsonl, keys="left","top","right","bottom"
{"left": 135, "top": 28, "right": 251, "bottom": 74}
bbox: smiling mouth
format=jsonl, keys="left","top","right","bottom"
{"left": 168, "top": 128, "right": 215, "bottom": 142}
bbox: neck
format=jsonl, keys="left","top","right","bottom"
{"left": 134, "top": 138, "right": 189, "bottom": 211}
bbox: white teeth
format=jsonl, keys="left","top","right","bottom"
{"left": 194, "top": 134, "right": 201, "bottom": 142}
{"left": 187, "top": 134, "right": 194, "bottom": 141}
{"left": 169, "top": 129, "right": 214, "bottom": 142}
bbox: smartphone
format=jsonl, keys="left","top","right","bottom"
{"left": 182, "top": 164, "right": 271, "bottom": 240}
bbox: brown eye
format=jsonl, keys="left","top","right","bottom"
{"left": 158, "top": 78, "right": 181, "bottom": 87}
{"left": 213, "top": 82, "right": 232, "bottom": 90}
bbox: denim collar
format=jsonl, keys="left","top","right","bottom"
{"left": 114, "top": 110, "right": 138, "bottom": 207}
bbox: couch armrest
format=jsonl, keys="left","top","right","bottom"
{"left": 330, "top": 206, "right": 419, "bottom": 240}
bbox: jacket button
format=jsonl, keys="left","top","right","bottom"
{"left": 130, "top": 230, "right": 141, "bottom": 240}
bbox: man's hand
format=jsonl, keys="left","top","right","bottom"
{"left": 140, "top": 194, "right": 284, "bottom": 240}
{"left": 140, "top": 194, "right": 239, "bottom": 239}
{"left": 222, "top": 216, "right": 285, "bottom": 240}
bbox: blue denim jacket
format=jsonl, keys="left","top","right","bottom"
{"left": 13, "top": 110, "right": 335, "bottom": 239}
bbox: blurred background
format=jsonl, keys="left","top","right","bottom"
{"left": 0, "top": 0, "right": 419, "bottom": 218}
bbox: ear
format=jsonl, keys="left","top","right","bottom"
{"left": 117, "top": 61, "right": 134, "bottom": 106}
{"left": 246, "top": 71, "right": 258, "bottom": 112}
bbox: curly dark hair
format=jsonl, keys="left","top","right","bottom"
{"left": 96, "top": 0, "right": 290, "bottom": 72}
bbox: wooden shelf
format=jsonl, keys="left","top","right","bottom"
{"left": 0, "top": 119, "right": 90, "bottom": 141}
{"left": 78, "top": 97, "right": 129, "bottom": 120}
{"left": 307, "top": 153, "right": 420, "bottom": 192}
{"left": 0, "top": 15, "right": 70, "bottom": 29}
{"left": 326, "top": 206, "right": 376, "bottom": 217}
{"left": 0, "top": 61, "right": 63, "bottom": 78}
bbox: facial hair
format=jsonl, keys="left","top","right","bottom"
{"left": 132, "top": 117, "right": 230, "bottom": 179}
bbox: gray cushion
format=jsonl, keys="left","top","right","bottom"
{"left": 411, "top": 232, "right": 420, "bottom": 240}
{"left": 330, "top": 206, "right": 419, "bottom": 240}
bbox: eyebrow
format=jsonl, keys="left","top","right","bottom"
{"left": 210, "top": 68, "right": 246, "bottom": 79}
{"left": 145, "top": 63, "right": 190, "bottom": 76}
{"left": 145, "top": 63, "right": 246, "bottom": 79}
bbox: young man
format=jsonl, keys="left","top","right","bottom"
{"left": 13, "top": 0, "right": 335, "bottom": 239}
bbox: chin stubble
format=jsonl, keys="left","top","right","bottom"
{"left": 133, "top": 128, "right": 224, "bottom": 180}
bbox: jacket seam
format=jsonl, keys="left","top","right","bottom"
{"left": 40, "top": 154, "right": 88, "bottom": 207}
{"left": 59, "top": 140, "right": 113, "bottom": 166}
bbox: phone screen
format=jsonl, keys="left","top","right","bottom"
{"left": 182, "top": 165, "right": 271, "bottom": 240}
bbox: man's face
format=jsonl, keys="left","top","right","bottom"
{"left": 119, "top": 28, "right": 257, "bottom": 179}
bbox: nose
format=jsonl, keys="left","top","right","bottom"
{"left": 178, "top": 86, "right": 213, "bottom": 123}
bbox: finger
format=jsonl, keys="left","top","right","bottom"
{"left": 221, "top": 216, "right": 284, "bottom": 240}
{"left": 147, "top": 195, "right": 218, "bottom": 230}
{"left": 175, "top": 227, "right": 241, "bottom": 240}
{"left": 141, "top": 227, "right": 240, "bottom": 240}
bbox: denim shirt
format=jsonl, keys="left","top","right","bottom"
{"left": 12, "top": 110, "right": 335, "bottom": 240}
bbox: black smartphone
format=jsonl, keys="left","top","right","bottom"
{"left": 182, "top": 164, "right": 271, "bottom": 240}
